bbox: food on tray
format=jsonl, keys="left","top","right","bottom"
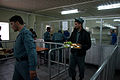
{"left": 0, "top": 48, "right": 13, "bottom": 54}
{"left": 64, "top": 42, "right": 81, "bottom": 49}
{"left": 64, "top": 41, "right": 72, "bottom": 45}
{"left": 64, "top": 41, "right": 72, "bottom": 48}
{"left": 4, "top": 49, "right": 13, "bottom": 53}
{"left": 71, "top": 43, "right": 81, "bottom": 49}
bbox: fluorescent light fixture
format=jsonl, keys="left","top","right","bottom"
{"left": 96, "top": 21, "right": 104, "bottom": 23}
{"left": 113, "top": 19, "right": 120, "bottom": 22}
{"left": 103, "top": 23, "right": 116, "bottom": 29}
{"left": 61, "top": 9, "right": 78, "bottom": 15}
{"left": 98, "top": 3, "right": 120, "bottom": 10}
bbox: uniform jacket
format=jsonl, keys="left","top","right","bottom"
{"left": 14, "top": 27, "right": 37, "bottom": 71}
{"left": 44, "top": 31, "right": 51, "bottom": 42}
{"left": 111, "top": 33, "right": 117, "bottom": 45}
{"left": 52, "top": 32, "right": 65, "bottom": 43}
{"left": 68, "top": 28, "right": 91, "bottom": 56}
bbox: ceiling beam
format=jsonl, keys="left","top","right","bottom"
{"left": 35, "top": 0, "right": 100, "bottom": 12}
{"left": 0, "top": 7, "right": 60, "bottom": 19}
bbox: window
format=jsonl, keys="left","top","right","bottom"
{"left": 0, "top": 22, "right": 9, "bottom": 40}
{"left": 62, "top": 21, "right": 68, "bottom": 30}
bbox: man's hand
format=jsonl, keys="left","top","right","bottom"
{"left": 30, "top": 71, "right": 37, "bottom": 80}
{"left": 4, "top": 49, "right": 13, "bottom": 53}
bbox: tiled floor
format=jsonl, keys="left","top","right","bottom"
{"left": 0, "top": 58, "right": 98, "bottom": 80}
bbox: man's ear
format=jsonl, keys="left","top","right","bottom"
{"left": 79, "top": 23, "right": 82, "bottom": 27}
{"left": 15, "top": 21, "right": 19, "bottom": 25}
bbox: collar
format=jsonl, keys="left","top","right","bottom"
{"left": 19, "top": 26, "right": 26, "bottom": 34}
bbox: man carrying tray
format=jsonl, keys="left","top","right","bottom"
{"left": 68, "top": 18, "right": 91, "bottom": 80}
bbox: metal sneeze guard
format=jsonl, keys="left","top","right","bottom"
{"left": 90, "top": 45, "right": 118, "bottom": 80}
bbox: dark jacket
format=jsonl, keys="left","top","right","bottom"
{"left": 68, "top": 28, "right": 91, "bottom": 56}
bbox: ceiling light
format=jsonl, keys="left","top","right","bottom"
{"left": 97, "top": 3, "right": 120, "bottom": 10}
{"left": 113, "top": 19, "right": 120, "bottom": 22}
{"left": 96, "top": 21, "right": 104, "bottom": 23}
{"left": 103, "top": 23, "right": 116, "bottom": 29}
{"left": 61, "top": 9, "right": 78, "bottom": 15}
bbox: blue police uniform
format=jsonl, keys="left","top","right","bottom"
{"left": 64, "top": 30, "right": 70, "bottom": 40}
{"left": 52, "top": 31, "right": 65, "bottom": 62}
{"left": 13, "top": 27, "right": 37, "bottom": 80}
{"left": 44, "top": 31, "right": 51, "bottom": 48}
{"left": 44, "top": 31, "right": 51, "bottom": 42}
{"left": 52, "top": 32, "right": 65, "bottom": 43}
{"left": 43, "top": 31, "right": 51, "bottom": 60}
{"left": 111, "top": 33, "right": 117, "bottom": 45}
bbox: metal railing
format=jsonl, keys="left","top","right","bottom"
{"left": 90, "top": 45, "right": 118, "bottom": 80}
{"left": 48, "top": 47, "right": 70, "bottom": 80}
{"left": 0, "top": 41, "right": 15, "bottom": 61}
{"left": 35, "top": 40, "right": 70, "bottom": 80}
{"left": 0, "top": 40, "right": 15, "bottom": 48}
{"left": 0, "top": 40, "right": 70, "bottom": 80}
{"left": 35, "top": 39, "right": 64, "bottom": 49}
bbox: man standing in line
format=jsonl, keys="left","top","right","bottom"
{"left": 52, "top": 30, "right": 66, "bottom": 62}
{"left": 68, "top": 18, "right": 91, "bottom": 80}
{"left": 110, "top": 29, "right": 117, "bottom": 45}
{"left": 29, "top": 28, "right": 37, "bottom": 40}
{"left": 43, "top": 27, "right": 51, "bottom": 60}
{"left": 9, "top": 15, "right": 38, "bottom": 80}
{"left": 44, "top": 27, "right": 51, "bottom": 42}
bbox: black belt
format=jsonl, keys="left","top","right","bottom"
{"left": 16, "top": 56, "right": 28, "bottom": 62}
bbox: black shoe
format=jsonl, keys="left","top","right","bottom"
{"left": 72, "top": 77, "right": 76, "bottom": 80}
{"left": 79, "top": 77, "right": 83, "bottom": 80}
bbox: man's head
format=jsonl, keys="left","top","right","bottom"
{"left": 47, "top": 27, "right": 51, "bottom": 32}
{"left": 29, "top": 28, "right": 33, "bottom": 32}
{"left": 74, "top": 18, "right": 84, "bottom": 30}
{"left": 9, "top": 15, "right": 24, "bottom": 32}
{"left": 58, "top": 30, "right": 62, "bottom": 33}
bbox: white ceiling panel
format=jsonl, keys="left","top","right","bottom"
{"left": 0, "top": 0, "right": 120, "bottom": 19}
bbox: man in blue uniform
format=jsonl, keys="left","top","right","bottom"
{"left": 9, "top": 15, "right": 37, "bottom": 80}
{"left": 111, "top": 29, "right": 117, "bottom": 45}
{"left": 52, "top": 30, "right": 66, "bottom": 62}
{"left": 52, "top": 30, "right": 65, "bottom": 43}
{"left": 44, "top": 27, "right": 51, "bottom": 42}
{"left": 29, "top": 28, "right": 37, "bottom": 40}
{"left": 63, "top": 30, "right": 70, "bottom": 41}
{"left": 43, "top": 27, "right": 51, "bottom": 61}
{"left": 68, "top": 18, "right": 91, "bottom": 80}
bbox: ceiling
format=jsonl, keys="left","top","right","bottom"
{"left": 0, "top": 0, "right": 120, "bottom": 19}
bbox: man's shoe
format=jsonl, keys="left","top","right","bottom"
{"left": 72, "top": 77, "right": 76, "bottom": 80}
{"left": 79, "top": 77, "right": 83, "bottom": 80}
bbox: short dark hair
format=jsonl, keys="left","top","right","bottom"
{"left": 75, "top": 19, "right": 82, "bottom": 24}
{"left": 9, "top": 15, "right": 24, "bottom": 25}
{"left": 29, "top": 28, "right": 33, "bottom": 32}
{"left": 47, "top": 27, "right": 51, "bottom": 31}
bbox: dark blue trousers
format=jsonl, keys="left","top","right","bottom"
{"left": 12, "top": 61, "right": 30, "bottom": 80}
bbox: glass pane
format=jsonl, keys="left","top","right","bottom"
{"left": 85, "top": 19, "right": 101, "bottom": 45}
{"left": 102, "top": 18, "right": 118, "bottom": 45}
